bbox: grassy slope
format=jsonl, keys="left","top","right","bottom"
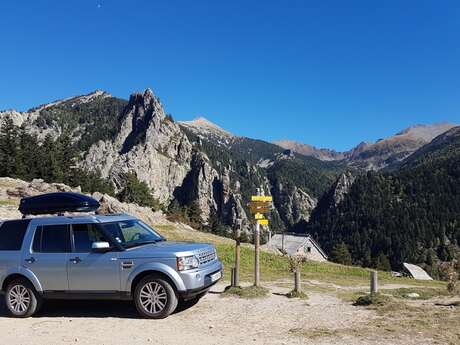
{"left": 155, "top": 224, "right": 445, "bottom": 289}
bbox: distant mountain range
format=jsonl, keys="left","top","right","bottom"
{"left": 274, "top": 122, "right": 457, "bottom": 170}
{"left": 0, "top": 89, "right": 458, "bottom": 274}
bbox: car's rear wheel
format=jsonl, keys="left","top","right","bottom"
{"left": 134, "top": 275, "right": 178, "bottom": 319}
{"left": 5, "top": 278, "right": 41, "bottom": 318}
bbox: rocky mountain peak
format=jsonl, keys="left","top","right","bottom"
{"left": 127, "top": 88, "right": 163, "bottom": 117}
{"left": 273, "top": 140, "right": 345, "bottom": 161}
{"left": 69, "top": 90, "right": 112, "bottom": 104}
{"left": 179, "top": 116, "right": 233, "bottom": 137}
{"left": 394, "top": 123, "right": 457, "bottom": 142}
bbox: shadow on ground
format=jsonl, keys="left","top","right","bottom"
{"left": 0, "top": 298, "right": 198, "bottom": 319}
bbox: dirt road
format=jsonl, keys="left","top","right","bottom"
{"left": 0, "top": 283, "right": 449, "bottom": 345}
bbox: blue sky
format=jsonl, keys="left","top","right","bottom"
{"left": 0, "top": 0, "right": 459, "bottom": 151}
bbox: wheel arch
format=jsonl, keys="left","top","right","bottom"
{"left": 127, "top": 262, "right": 186, "bottom": 295}
{"left": 130, "top": 270, "right": 180, "bottom": 296}
{"left": 1, "top": 273, "right": 39, "bottom": 293}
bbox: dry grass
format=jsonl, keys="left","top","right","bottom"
{"left": 154, "top": 223, "right": 446, "bottom": 291}
{"left": 0, "top": 199, "right": 19, "bottom": 206}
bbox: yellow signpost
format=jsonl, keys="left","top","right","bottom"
{"left": 249, "top": 206, "right": 270, "bottom": 214}
{"left": 254, "top": 213, "right": 264, "bottom": 220}
{"left": 249, "top": 195, "right": 272, "bottom": 225}
{"left": 250, "top": 193, "right": 272, "bottom": 287}
{"left": 251, "top": 195, "right": 273, "bottom": 202}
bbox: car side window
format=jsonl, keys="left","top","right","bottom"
{"left": 0, "top": 219, "right": 31, "bottom": 251}
{"left": 72, "top": 223, "right": 109, "bottom": 252}
{"left": 33, "top": 224, "right": 71, "bottom": 253}
{"left": 32, "top": 226, "right": 42, "bottom": 252}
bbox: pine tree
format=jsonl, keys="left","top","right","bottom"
{"left": 375, "top": 252, "right": 392, "bottom": 271}
{"left": 0, "top": 118, "right": 20, "bottom": 177}
{"left": 330, "top": 242, "right": 353, "bottom": 265}
{"left": 117, "top": 172, "right": 160, "bottom": 209}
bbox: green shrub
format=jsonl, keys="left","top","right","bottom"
{"left": 223, "top": 286, "right": 269, "bottom": 299}
{"left": 354, "top": 293, "right": 391, "bottom": 306}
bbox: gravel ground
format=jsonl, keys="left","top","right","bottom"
{"left": 0, "top": 282, "right": 444, "bottom": 345}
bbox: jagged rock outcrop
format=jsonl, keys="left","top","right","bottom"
{"left": 83, "top": 89, "right": 193, "bottom": 203}
{"left": 309, "top": 171, "right": 356, "bottom": 218}
{"left": 331, "top": 171, "right": 356, "bottom": 206}
{"left": 80, "top": 90, "right": 253, "bottom": 234}
{"left": 271, "top": 182, "right": 317, "bottom": 226}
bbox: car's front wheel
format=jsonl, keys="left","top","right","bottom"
{"left": 5, "top": 278, "right": 41, "bottom": 318}
{"left": 134, "top": 274, "right": 178, "bottom": 319}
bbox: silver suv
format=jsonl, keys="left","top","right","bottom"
{"left": 0, "top": 213, "right": 223, "bottom": 318}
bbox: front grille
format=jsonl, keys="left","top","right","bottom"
{"left": 197, "top": 249, "right": 216, "bottom": 265}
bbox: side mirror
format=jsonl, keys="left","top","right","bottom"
{"left": 91, "top": 241, "right": 111, "bottom": 253}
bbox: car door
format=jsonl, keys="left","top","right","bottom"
{"left": 67, "top": 223, "right": 120, "bottom": 292}
{"left": 23, "top": 224, "right": 71, "bottom": 291}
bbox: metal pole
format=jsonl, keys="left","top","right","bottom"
{"left": 370, "top": 271, "right": 378, "bottom": 295}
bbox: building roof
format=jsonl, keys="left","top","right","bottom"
{"left": 403, "top": 263, "right": 433, "bottom": 280}
{"left": 269, "top": 233, "right": 328, "bottom": 259}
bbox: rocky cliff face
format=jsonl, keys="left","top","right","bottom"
{"left": 271, "top": 182, "right": 317, "bottom": 225}
{"left": 83, "top": 89, "right": 193, "bottom": 203}
{"left": 331, "top": 171, "right": 356, "bottom": 206}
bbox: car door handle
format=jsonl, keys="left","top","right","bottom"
{"left": 69, "top": 257, "right": 82, "bottom": 264}
{"left": 25, "top": 257, "right": 35, "bottom": 264}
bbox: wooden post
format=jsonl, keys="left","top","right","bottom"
{"left": 231, "top": 267, "right": 236, "bottom": 287}
{"left": 294, "top": 269, "right": 301, "bottom": 293}
{"left": 233, "top": 219, "right": 242, "bottom": 288}
{"left": 370, "top": 270, "right": 378, "bottom": 295}
{"left": 282, "top": 232, "right": 285, "bottom": 252}
{"left": 254, "top": 219, "right": 260, "bottom": 287}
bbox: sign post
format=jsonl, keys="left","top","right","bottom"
{"left": 249, "top": 193, "right": 272, "bottom": 288}
{"left": 254, "top": 217, "right": 260, "bottom": 287}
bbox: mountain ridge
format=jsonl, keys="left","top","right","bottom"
{"left": 274, "top": 122, "right": 457, "bottom": 170}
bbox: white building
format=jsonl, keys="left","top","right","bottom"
{"left": 267, "top": 233, "right": 328, "bottom": 262}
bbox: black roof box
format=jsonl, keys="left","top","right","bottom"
{"left": 19, "top": 192, "right": 100, "bottom": 215}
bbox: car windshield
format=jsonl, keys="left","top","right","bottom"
{"left": 99, "top": 220, "right": 165, "bottom": 248}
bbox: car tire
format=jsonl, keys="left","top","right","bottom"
{"left": 134, "top": 274, "right": 178, "bottom": 319}
{"left": 5, "top": 278, "right": 42, "bottom": 318}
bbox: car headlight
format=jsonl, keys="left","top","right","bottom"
{"left": 177, "top": 255, "right": 200, "bottom": 271}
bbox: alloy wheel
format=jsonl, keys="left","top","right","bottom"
{"left": 7, "top": 285, "right": 31, "bottom": 314}
{"left": 139, "top": 282, "right": 168, "bottom": 314}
